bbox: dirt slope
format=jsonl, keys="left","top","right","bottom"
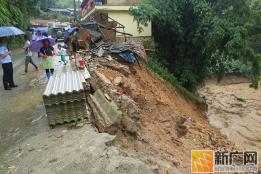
{"left": 93, "top": 60, "right": 235, "bottom": 173}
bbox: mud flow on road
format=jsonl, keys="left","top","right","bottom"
{"left": 199, "top": 76, "right": 261, "bottom": 161}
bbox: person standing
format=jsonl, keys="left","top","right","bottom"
{"left": 39, "top": 39, "right": 55, "bottom": 80}
{"left": 23, "top": 35, "right": 38, "bottom": 73}
{"left": 57, "top": 44, "right": 67, "bottom": 65}
{"left": 71, "top": 28, "right": 79, "bottom": 61}
{"left": 0, "top": 37, "right": 18, "bottom": 90}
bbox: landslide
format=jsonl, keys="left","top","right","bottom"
{"left": 89, "top": 57, "right": 236, "bottom": 173}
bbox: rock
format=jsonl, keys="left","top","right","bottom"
{"left": 104, "top": 93, "right": 112, "bottom": 102}
{"left": 114, "top": 76, "right": 123, "bottom": 85}
{"left": 176, "top": 117, "right": 188, "bottom": 138}
{"left": 96, "top": 71, "right": 112, "bottom": 85}
{"left": 97, "top": 47, "right": 105, "bottom": 57}
{"left": 106, "top": 55, "right": 113, "bottom": 61}
{"left": 100, "top": 61, "right": 131, "bottom": 75}
{"left": 120, "top": 95, "right": 140, "bottom": 135}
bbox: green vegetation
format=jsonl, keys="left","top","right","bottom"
{"left": 130, "top": 0, "right": 261, "bottom": 92}
{"left": 37, "top": 9, "right": 71, "bottom": 23}
{"left": 0, "top": 0, "right": 72, "bottom": 46}
{"left": 0, "top": 0, "right": 29, "bottom": 28}
{"left": 147, "top": 57, "right": 200, "bottom": 101}
{"left": 0, "top": 0, "right": 72, "bottom": 28}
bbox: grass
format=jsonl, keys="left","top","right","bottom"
{"left": 147, "top": 57, "right": 200, "bottom": 101}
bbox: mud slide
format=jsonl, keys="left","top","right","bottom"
{"left": 199, "top": 76, "right": 261, "bottom": 161}
{"left": 90, "top": 58, "right": 235, "bottom": 173}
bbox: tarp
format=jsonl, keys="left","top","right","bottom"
{"left": 118, "top": 52, "right": 138, "bottom": 64}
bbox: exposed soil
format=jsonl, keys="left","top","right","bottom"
{"left": 96, "top": 63, "right": 236, "bottom": 173}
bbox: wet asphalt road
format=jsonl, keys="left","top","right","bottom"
{"left": 0, "top": 48, "right": 49, "bottom": 172}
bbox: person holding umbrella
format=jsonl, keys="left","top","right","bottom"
{"left": 39, "top": 39, "right": 55, "bottom": 80}
{"left": 0, "top": 37, "right": 18, "bottom": 90}
{"left": 29, "top": 37, "right": 56, "bottom": 80}
{"left": 0, "top": 26, "right": 24, "bottom": 90}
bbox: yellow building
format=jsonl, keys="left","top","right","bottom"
{"left": 81, "top": 2, "right": 151, "bottom": 38}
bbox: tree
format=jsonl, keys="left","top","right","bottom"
{"left": 130, "top": 0, "right": 261, "bottom": 91}
{"left": 0, "top": 0, "right": 57, "bottom": 28}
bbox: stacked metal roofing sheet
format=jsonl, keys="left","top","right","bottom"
{"left": 43, "top": 71, "right": 90, "bottom": 126}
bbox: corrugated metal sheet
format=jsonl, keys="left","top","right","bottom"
{"left": 43, "top": 70, "right": 90, "bottom": 126}
{"left": 46, "top": 101, "right": 90, "bottom": 126}
{"left": 43, "top": 71, "right": 85, "bottom": 105}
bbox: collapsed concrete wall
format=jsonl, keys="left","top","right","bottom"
{"left": 86, "top": 57, "right": 141, "bottom": 138}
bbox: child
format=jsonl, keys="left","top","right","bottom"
{"left": 57, "top": 44, "right": 67, "bottom": 65}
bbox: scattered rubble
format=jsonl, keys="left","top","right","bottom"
{"left": 82, "top": 52, "right": 236, "bottom": 173}
{"left": 26, "top": 22, "right": 239, "bottom": 173}
{"left": 113, "top": 76, "right": 123, "bottom": 85}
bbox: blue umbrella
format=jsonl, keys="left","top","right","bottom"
{"left": 29, "top": 37, "right": 56, "bottom": 52}
{"left": 64, "top": 27, "right": 77, "bottom": 43}
{"left": 0, "top": 26, "right": 25, "bottom": 38}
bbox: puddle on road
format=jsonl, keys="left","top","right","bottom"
{"left": 199, "top": 78, "right": 261, "bottom": 157}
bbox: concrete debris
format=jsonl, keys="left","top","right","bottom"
{"left": 104, "top": 93, "right": 112, "bottom": 102}
{"left": 100, "top": 61, "right": 131, "bottom": 76}
{"left": 113, "top": 76, "right": 123, "bottom": 86}
{"left": 130, "top": 41, "right": 147, "bottom": 62}
{"left": 96, "top": 71, "right": 112, "bottom": 85}
{"left": 97, "top": 47, "right": 105, "bottom": 57}
{"left": 120, "top": 95, "right": 140, "bottom": 135}
{"left": 88, "top": 40, "right": 146, "bottom": 64}
{"left": 89, "top": 89, "right": 122, "bottom": 133}
{"left": 106, "top": 55, "right": 113, "bottom": 61}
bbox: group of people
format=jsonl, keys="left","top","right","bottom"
{"left": 0, "top": 29, "right": 76, "bottom": 91}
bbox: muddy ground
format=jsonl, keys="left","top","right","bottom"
{"left": 0, "top": 50, "right": 157, "bottom": 174}
{"left": 1, "top": 49, "right": 260, "bottom": 174}
{"left": 0, "top": 49, "right": 49, "bottom": 173}
{"left": 199, "top": 76, "right": 261, "bottom": 163}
